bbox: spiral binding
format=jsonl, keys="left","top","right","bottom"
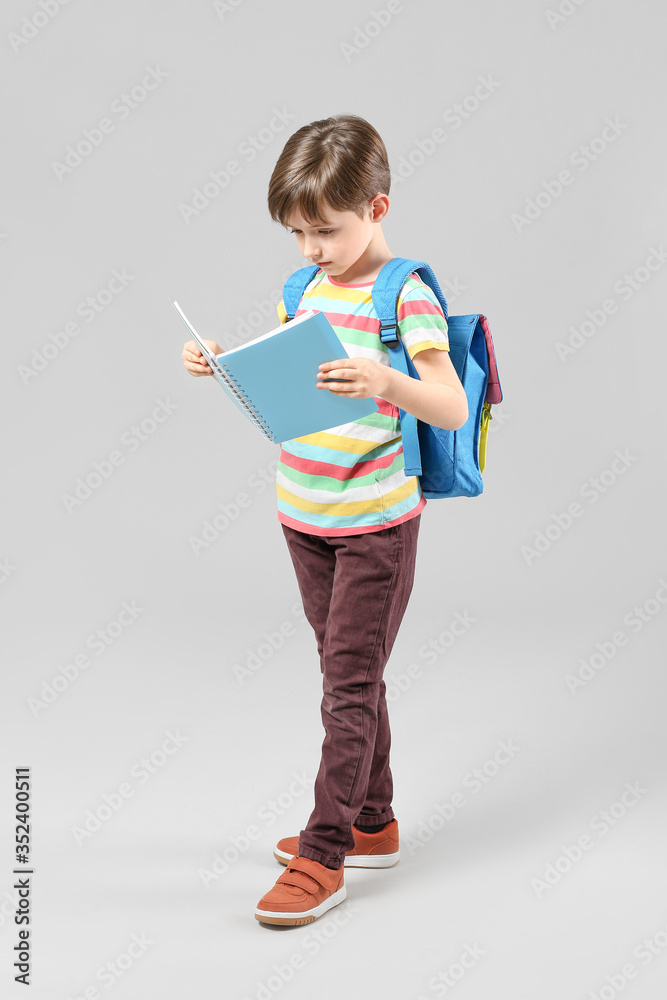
{"left": 219, "top": 363, "right": 275, "bottom": 442}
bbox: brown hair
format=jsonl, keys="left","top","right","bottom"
{"left": 267, "top": 113, "right": 391, "bottom": 227}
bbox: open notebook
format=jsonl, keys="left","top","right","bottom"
{"left": 171, "top": 299, "right": 377, "bottom": 442}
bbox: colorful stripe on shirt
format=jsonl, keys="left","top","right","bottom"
{"left": 276, "top": 270, "right": 449, "bottom": 536}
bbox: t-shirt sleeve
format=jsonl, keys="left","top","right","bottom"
{"left": 277, "top": 274, "right": 322, "bottom": 325}
{"left": 276, "top": 299, "right": 288, "bottom": 324}
{"left": 396, "top": 280, "right": 450, "bottom": 361}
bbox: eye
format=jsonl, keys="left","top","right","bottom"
{"left": 288, "top": 229, "right": 301, "bottom": 235}
{"left": 318, "top": 230, "right": 333, "bottom": 235}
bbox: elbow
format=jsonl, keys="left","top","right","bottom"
{"left": 455, "top": 393, "right": 469, "bottom": 431}
{"left": 441, "top": 389, "right": 468, "bottom": 431}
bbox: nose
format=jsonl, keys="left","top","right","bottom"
{"left": 303, "top": 238, "right": 321, "bottom": 261}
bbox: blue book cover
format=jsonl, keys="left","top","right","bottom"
{"left": 172, "top": 300, "right": 378, "bottom": 442}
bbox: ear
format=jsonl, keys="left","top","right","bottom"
{"left": 369, "top": 194, "right": 390, "bottom": 222}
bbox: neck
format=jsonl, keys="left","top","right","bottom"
{"left": 333, "top": 228, "right": 393, "bottom": 284}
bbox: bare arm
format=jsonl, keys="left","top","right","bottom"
{"left": 380, "top": 348, "right": 468, "bottom": 431}
{"left": 317, "top": 347, "right": 468, "bottom": 430}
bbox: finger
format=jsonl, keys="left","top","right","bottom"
{"left": 318, "top": 370, "right": 352, "bottom": 382}
{"left": 326, "top": 379, "right": 353, "bottom": 391}
{"left": 319, "top": 359, "right": 350, "bottom": 369}
{"left": 186, "top": 350, "right": 209, "bottom": 366}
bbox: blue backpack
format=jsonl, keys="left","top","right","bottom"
{"left": 282, "top": 258, "right": 502, "bottom": 498}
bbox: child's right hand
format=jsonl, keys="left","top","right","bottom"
{"left": 182, "top": 340, "right": 224, "bottom": 376}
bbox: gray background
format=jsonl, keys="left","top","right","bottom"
{"left": 2, "top": 0, "right": 666, "bottom": 997}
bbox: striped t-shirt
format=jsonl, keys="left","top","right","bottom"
{"left": 276, "top": 268, "right": 450, "bottom": 536}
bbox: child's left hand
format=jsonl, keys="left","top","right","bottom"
{"left": 316, "top": 358, "right": 389, "bottom": 399}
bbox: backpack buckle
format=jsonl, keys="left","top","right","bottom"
{"left": 379, "top": 323, "right": 399, "bottom": 346}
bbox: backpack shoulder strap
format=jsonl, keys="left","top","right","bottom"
{"left": 372, "top": 258, "right": 449, "bottom": 343}
{"left": 282, "top": 264, "right": 321, "bottom": 321}
{"left": 371, "top": 259, "right": 450, "bottom": 477}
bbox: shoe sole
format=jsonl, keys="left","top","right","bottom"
{"left": 254, "top": 885, "right": 347, "bottom": 925}
{"left": 273, "top": 847, "right": 400, "bottom": 869}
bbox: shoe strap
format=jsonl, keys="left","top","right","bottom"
{"left": 278, "top": 855, "right": 341, "bottom": 893}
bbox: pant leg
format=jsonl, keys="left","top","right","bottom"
{"left": 282, "top": 515, "right": 421, "bottom": 870}
{"left": 284, "top": 521, "right": 390, "bottom": 815}
{"left": 353, "top": 675, "right": 393, "bottom": 829}
{"left": 281, "top": 522, "right": 394, "bottom": 799}
{"left": 281, "top": 524, "right": 335, "bottom": 668}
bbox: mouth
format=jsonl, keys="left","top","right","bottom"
{"left": 317, "top": 261, "right": 332, "bottom": 267}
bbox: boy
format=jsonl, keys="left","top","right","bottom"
{"left": 181, "top": 113, "right": 468, "bottom": 926}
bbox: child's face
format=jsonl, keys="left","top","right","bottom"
{"left": 285, "top": 202, "right": 377, "bottom": 281}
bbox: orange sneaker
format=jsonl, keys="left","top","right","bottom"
{"left": 274, "top": 820, "right": 399, "bottom": 869}
{"left": 254, "top": 854, "right": 346, "bottom": 925}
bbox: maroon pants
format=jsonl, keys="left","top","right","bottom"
{"left": 281, "top": 514, "right": 421, "bottom": 869}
